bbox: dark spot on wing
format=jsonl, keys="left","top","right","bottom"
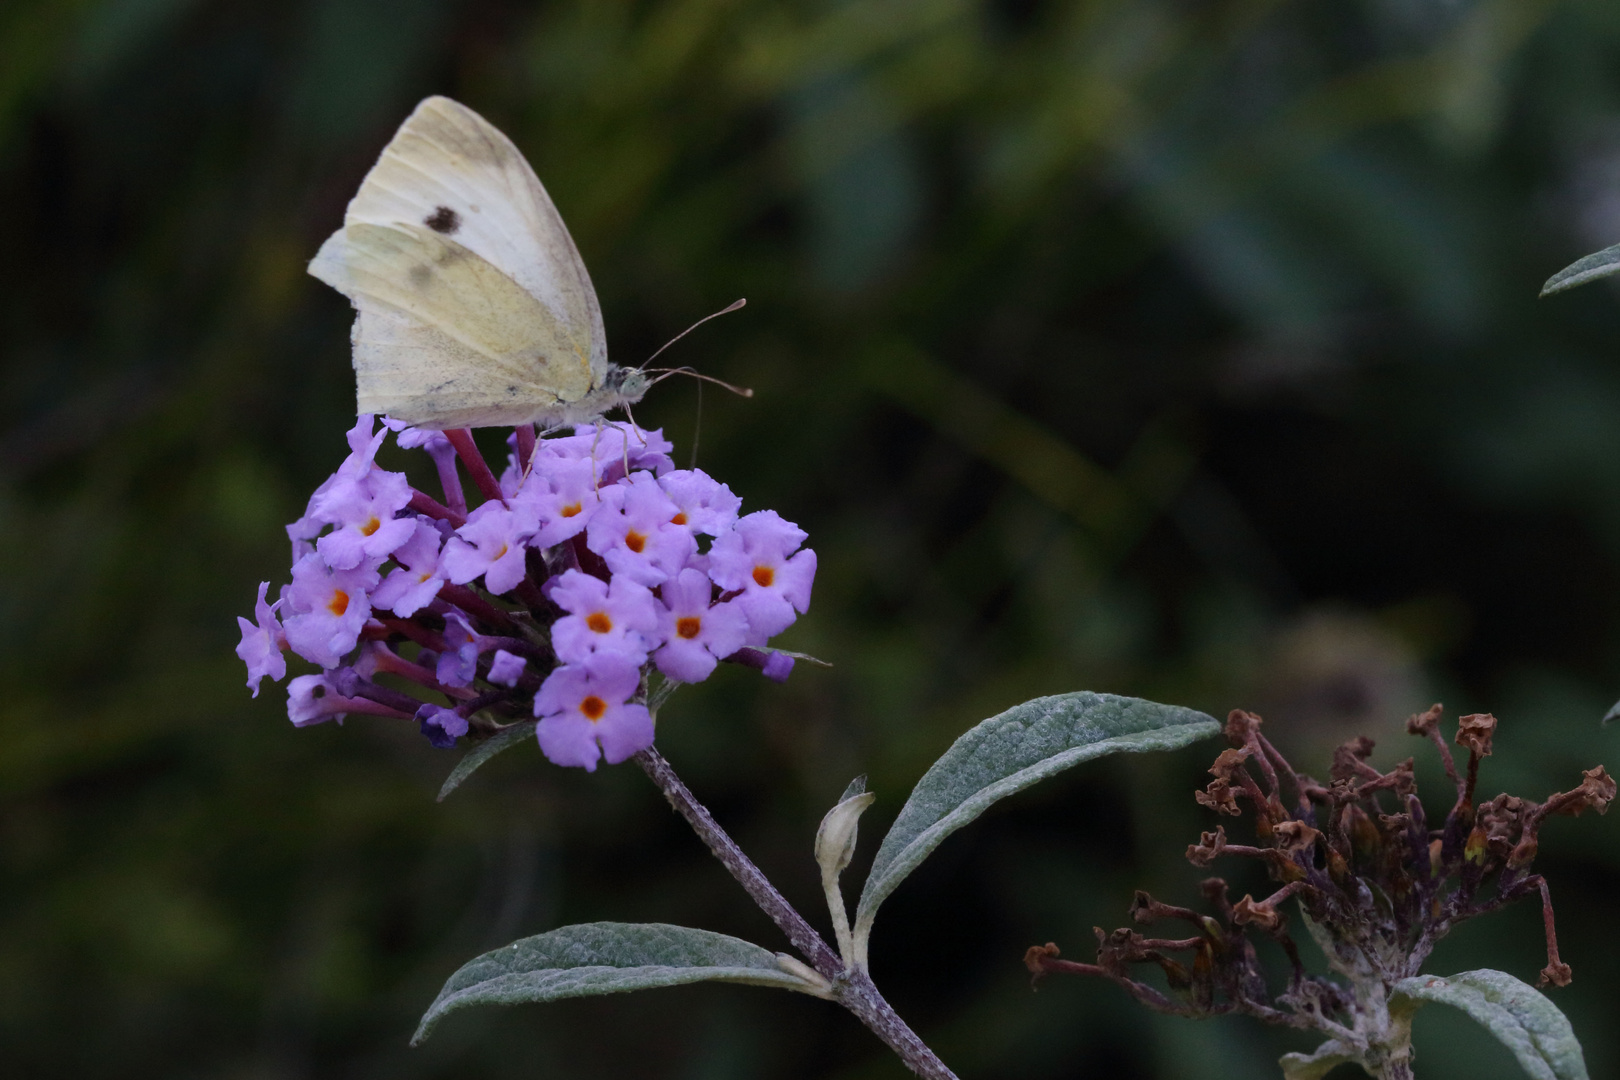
{"left": 409, "top": 264, "right": 432, "bottom": 288}
{"left": 424, "top": 206, "right": 461, "bottom": 234}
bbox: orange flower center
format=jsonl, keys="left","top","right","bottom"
{"left": 671, "top": 512, "right": 688, "bottom": 526}
{"left": 327, "top": 590, "right": 350, "bottom": 616}
{"left": 625, "top": 530, "right": 646, "bottom": 553}
{"left": 494, "top": 543, "right": 509, "bottom": 560}
{"left": 560, "top": 501, "right": 582, "bottom": 518}
{"left": 360, "top": 515, "right": 381, "bottom": 537}
{"left": 586, "top": 612, "right": 613, "bottom": 634}
{"left": 580, "top": 695, "right": 606, "bottom": 721}
{"left": 752, "top": 565, "right": 774, "bottom": 588}
{"left": 676, "top": 616, "right": 702, "bottom": 639}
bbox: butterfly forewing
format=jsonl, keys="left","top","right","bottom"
{"left": 309, "top": 95, "right": 611, "bottom": 427}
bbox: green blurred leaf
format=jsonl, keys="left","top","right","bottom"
{"left": 851, "top": 692, "right": 1218, "bottom": 963}
{"left": 1278, "top": 1039, "right": 1359, "bottom": 1080}
{"left": 436, "top": 720, "right": 537, "bottom": 801}
{"left": 413, "top": 922, "right": 823, "bottom": 1044}
{"left": 1541, "top": 242, "right": 1620, "bottom": 297}
{"left": 1392, "top": 969, "right": 1589, "bottom": 1080}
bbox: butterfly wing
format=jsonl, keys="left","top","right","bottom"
{"left": 314, "top": 222, "right": 597, "bottom": 427}
{"left": 309, "top": 95, "right": 608, "bottom": 426}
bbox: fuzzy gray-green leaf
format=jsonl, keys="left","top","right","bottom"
{"left": 1392, "top": 969, "right": 1588, "bottom": 1080}
{"left": 413, "top": 922, "right": 819, "bottom": 1044}
{"left": 1541, "top": 242, "right": 1620, "bottom": 296}
{"left": 437, "top": 721, "right": 536, "bottom": 801}
{"left": 851, "top": 692, "right": 1217, "bottom": 959}
{"left": 1279, "top": 1040, "right": 1360, "bottom": 1080}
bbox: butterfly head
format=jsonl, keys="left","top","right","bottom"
{"left": 604, "top": 364, "right": 651, "bottom": 407}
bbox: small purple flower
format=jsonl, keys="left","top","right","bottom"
{"left": 236, "top": 581, "right": 287, "bottom": 697}
{"left": 285, "top": 672, "right": 401, "bottom": 727}
{"left": 762, "top": 651, "right": 795, "bottom": 682}
{"left": 658, "top": 469, "right": 741, "bottom": 537}
{"left": 436, "top": 612, "right": 481, "bottom": 687}
{"left": 310, "top": 469, "right": 415, "bottom": 571}
{"left": 286, "top": 416, "right": 394, "bottom": 558}
{"left": 288, "top": 674, "right": 345, "bottom": 726}
{"left": 487, "top": 649, "right": 527, "bottom": 687}
{"left": 441, "top": 499, "right": 539, "bottom": 595}
{"left": 371, "top": 520, "right": 447, "bottom": 617}
{"left": 397, "top": 424, "right": 466, "bottom": 513}
{"left": 707, "top": 510, "right": 816, "bottom": 641}
{"left": 726, "top": 646, "right": 798, "bottom": 684}
{"left": 533, "top": 653, "right": 655, "bottom": 771}
{"left": 340, "top": 414, "right": 388, "bottom": 469}
{"left": 548, "top": 568, "right": 661, "bottom": 664}
{"left": 518, "top": 455, "right": 603, "bottom": 548}
{"left": 416, "top": 703, "right": 470, "bottom": 748}
{"left": 654, "top": 568, "right": 749, "bottom": 683}
{"left": 282, "top": 553, "right": 379, "bottom": 668}
{"left": 540, "top": 423, "right": 674, "bottom": 480}
{"left": 585, "top": 472, "right": 696, "bottom": 587}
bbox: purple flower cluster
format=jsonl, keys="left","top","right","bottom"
{"left": 237, "top": 416, "right": 815, "bottom": 771}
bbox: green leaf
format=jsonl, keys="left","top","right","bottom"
{"left": 1279, "top": 1040, "right": 1359, "bottom": 1080}
{"left": 1541, "top": 242, "right": 1620, "bottom": 297}
{"left": 413, "top": 922, "right": 827, "bottom": 1044}
{"left": 851, "top": 692, "right": 1218, "bottom": 964}
{"left": 436, "top": 721, "right": 536, "bottom": 801}
{"left": 1392, "top": 969, "right": 1589, "bottom": 1080}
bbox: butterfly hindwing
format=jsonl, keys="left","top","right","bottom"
{"left": 348, "top": 299, "right": 560, "bottom": 429}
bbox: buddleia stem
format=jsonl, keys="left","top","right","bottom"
{"left": 634, "top": 747, "right": 960, "bottom": 1080}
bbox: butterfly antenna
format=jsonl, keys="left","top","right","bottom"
{"left": 639, "top": 298, "right": 747, "bottom": 371}
{"left": 646, "top": 366, "right": 754, "bottom": 398}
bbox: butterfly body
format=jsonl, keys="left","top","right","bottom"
{"left": 309, "top": 96, "right": 646, "bottom": 429}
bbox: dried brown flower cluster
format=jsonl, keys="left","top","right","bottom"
{"left": 1026, "top": 706, "right": 1613, "bottom": 1034}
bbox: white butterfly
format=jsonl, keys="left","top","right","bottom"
{"left": 308, "top": 95, "right": 647, "bottom": 430}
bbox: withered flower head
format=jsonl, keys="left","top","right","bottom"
{"left": 1195, "top": 777, "right": 1242, "bottom": 816}
{"left": 1405, "top": 702, "right": 1444, "bottom": 737}
{"left": 1026, "top": 703, "right": 1606, "bottom": 1050}
{"left": 1186, "top": 826, "right": 1228, "bottom": 866}
{"left": 1455, "top": 712, "right": 1497, "bottom": 757}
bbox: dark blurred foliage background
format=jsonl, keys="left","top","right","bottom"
{"left": 4, "top": 1, "right": 1620, "bottom": 1077}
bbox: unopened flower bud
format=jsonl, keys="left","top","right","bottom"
{"left": 1463, "top": 824, "right": 1489, "bottom": 864}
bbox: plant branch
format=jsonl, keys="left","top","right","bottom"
{"left": 635, "top": 747, "right": 959, "bottom": 1080}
